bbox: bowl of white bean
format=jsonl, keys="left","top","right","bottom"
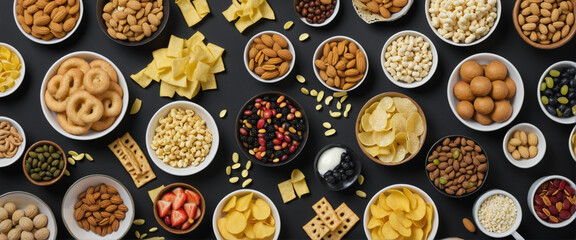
{"left": 425, "top": 0, "right": 501, "bottom": 46}
{"left": 381, "top": 30, "right": 438, "bottom": 88}
{"left": 145, "top": 101, "right": 220, "bottom": 176}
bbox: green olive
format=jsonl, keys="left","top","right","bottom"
{"left": 550, "top": 69, "right": 560, "bottom": 77}
{"left": 439, "top": 177, "right": 447, "bottom": 185}
{"left": 557, "top": 108, "right": 563, "bottom": 117}
{"left": 558, "top": 97, "right": 569, "bottom": 104}
{"left": 540, "top": 82, "right": 547, "bottom": 91}
{"left": 541, "top": 96, "right": 549, "bottom": 105}
{"left": 561, "top": 85, "right": 569, "bottom": 95}
{"left": 453, "top": 150, "right": 460, "bottom": 159}
{"left": 546, "top": 77, "right": 554, "bottom": 88}
{"left": 433, "top": 159, "right": 440, "bottom": 165}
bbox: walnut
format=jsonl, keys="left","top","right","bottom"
{"left": 17, "top": 217, "right": 33, "bottom": 232}
{"left": 33, "top": 214, "right": 48, "bottom": 229}
{"left": 0, "top": 220, "right": 12, "bottom": 234}
{"left": 2, "top": 203, "right": 15, "bottom": 216}
{"left": 24, "top": 205, "right": 38, "bottom": 219}
{"left": 10, "top": 210, "right": 24, "bottom": 225}
{"left": 6, "top": 227, "right": 20, "bottom": 240}
{"left": 0, "top": 208, "right": 8, "bottom": 222}
{"left": 34, "top": 227, "right": 50, "bottom": 240}
{"left": 20, "top": 231, "right": 34, "bottom": 240}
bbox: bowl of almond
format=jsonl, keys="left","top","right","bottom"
{"left": 244, "top": 31, "right": 295, "bottom": 83}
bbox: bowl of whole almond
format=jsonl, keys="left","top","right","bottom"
{"left": 244, "top": 31, "right": 295, "bottom": 83}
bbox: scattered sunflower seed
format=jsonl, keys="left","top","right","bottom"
{"left": 325, "top": 129, "right": 336, "bottom": 136}
{"left": 358, "top": 175, "right": 364, "bottom": 185}
{"left": 219, "top": 109, "right": 227, "bottom": 118}
{"left": 241, "top": 169, "right": 249, "bottom": 178}
{"left": 140, "top": 233, "right": 148, "bottom": 239}
{"left": 149, "top": 227, "right": 158, "bottom": 233}
{"left": 72, "top": 153, "right": 85, "bottom": 161}
{"left": 333, "top": 92, "right": 347, "bottom": 98}
{"left": 356, "top": 190, "right": 367, "bottom": 198}
{"left": 310, "top": 89, "right": 318, "bottom": 97}
{"left": 246, "top": 161, "right": 252, "bottom": 170}
{"left": 299, "top": 33, "right": 309, "bottom": 41}
{"left": 344, "top": 104, "right": 352, "bottom": 118}
{"left": 336, "top": 101, "right": 342, "bottom": 110}
{"left": 226, "top": 166, "right": 231, "bottom": 175}
{"left": 232, "top": 163, "right": 241, "bottom": 169}
{"left": 232, "top": 152, "right": 239, "bottom": 163}
{"left": 64, "top": 169, "right": 70, "bottom": 176}
{"left": 144, "top": 237, "right": 165, "bottom": 240}
{"left": 133, "top": 219, "right": 145, "bottom": 225}
{"left": 242, "top": 178, "right": 253, "bottom": 188}
{"left": 67, "top": 158, "right": 75, "bottom": 165}
{"left": 284, "top": 21, "right": 294, "bottom": 30}
{"left": 135, "top": 231, "right": 141, "bottom": 239}
{"left": 301, "top": 87, "right": 309, "bottom": 95}
{"left": 229, "top": 177, "right": 239, "bottom": 183}
{"left": 340, "top": 95, "right": 348, "bottom": 103}
{"left": 322, "top": 122, "right": 332, "bottom": 129}
{"left": 85, "top": 153, "right": 94, "bottom": 161}
{"left": 68, "top": 151, "right": 78, "bottom": 156}
{"left": 324, "top": 96, "right": 333, "bottom": 106}
{"left": 316, "top": 104, "right": 322, "bottom": 111}
{"left": 130, "top": 98, "right": 142, "bottom": 115}
{"left": 296, "top": 75, "right": 306, "bottom": 83}
{"left": 316, "top": 91, "right": 324, "bottom": 103}
{"left": 329, "top": 110, "right": 342, "bottom": 118}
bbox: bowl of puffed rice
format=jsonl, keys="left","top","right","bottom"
{"left": 381, "top": 30, "right": 438, "bottom": 88}
{"left": 145, "top": 101, "right": 220, "bottom": 176}
{"left": 425, "top": 0, "right": 502, "bottom": 46}
{"left": 473, "top": 189, "right": 524, "bottom": 239}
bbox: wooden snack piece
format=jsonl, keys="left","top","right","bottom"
{"left": 312, "top": 197, "right": 341, "bottom": 231}
{"left": 323, "top": 203, "right": 359, "bottom": 240}
{"left": 108, "top": 133, "right": 156, "bottom": 188}
{"left": 303, "top": 215, "right": 330, "bottom": 240}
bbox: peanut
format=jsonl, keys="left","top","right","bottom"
{"left": 102, "top": 0, "right": 164, "bottom": 42}
{"left": 247, "top": 33, "right": 293, "bottom": 81}
{"left": 517, "top": 0, "right": 574, "bottom": 45}
{"left": 315, "top": 38, "right": 366, "bottom": 90}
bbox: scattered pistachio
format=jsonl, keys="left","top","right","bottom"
{"left": 324, "top": 96, "right": 333, "bottom": 106}
{"left": 316, "top": 90, "right": 324, "bottom": 103}
{"left": 219, "top": 109, "right": 227, "bottom": 118}
{"left": 232, "top": 163, "right": 241, "bottom": 169}
{"left": 135, "top": 230, "right": 141, "bottom": 239}
{"left": 340, "top": 95, "right": 348, "bottom": 103}
{"left": 299, "top": 33, "right": 309, "bottom": 41}
{"left": 68, "top": 151, "right": 78, "bottom": 156}
{"left": 301, "top": 87, "right": 309, "bottom": 95}
{"left": 356, "top": 190, "right": 367, "bottom": 198}
{"left": 64, "top": 169, "right": 70, "bottom": 176}
{"left": 72, "top": 153, "right": 84, "bottom": 161}
{"left": 232, "top": 152, "right": 239, "bottom": 163}
{"left": 85, "top": 153, "right": 94, "bottom": 161}
{"left": 284, "top": 21, "right": 294, "bottom": 30}
{"left": 344, "top": 104, "right": 351, "bottom": 118}
{"left": 322, "top": 122, "right": 332, "bottom": 129}
{"left": 333, "top": 92, "right": 347, "bottom": 98}
{"left": 336, "top": 101, "right": 342, "bottom": 110}
{"left": 329, "top": 110, "right": 342, "bottom": 118}
{"left": 358, "top": 175, "right": 364, "bottom": 185}
{"left": 140, "top": 233, "right": 148, "bottom": 239}
{"left": 226, "top": 166, "right": 231, "bottom": 175}
{"left": 325, "top": 129, "right": 336, "bottom": 136}
{"left": 296, "top": 75, "right": 306, "bottom": 83}
{"left": 316, "top": 104, "right": 322, "bottom": 111}
{"left": 133, "top": 219, "right": 145, "bottom": 225}
{"left": 246, "top": 160, "right": 252, "bottom": 170}
{"left": 229, "top": 177, "right": 239, "bottom": 183}
{"left": 242, "top": 178, "right": 253, "bottom": 188}
{"left": 149, "top": 227, "right": 158, "bottom": 233}
{"left": 241, "top": 169, "right": 249, "bottom": 178}
{"left": 310, "top": 89, "right": 318, "bottom": 97}
{"left": 67, "top": 157, "right": 75, "bottom": 165}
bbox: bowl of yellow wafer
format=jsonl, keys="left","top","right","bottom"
{"left": 0, "top": 43, "right": 25, "bottom": 98}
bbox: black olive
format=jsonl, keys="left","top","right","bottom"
{"left": 543, "top": 89, "right": 553, "bottom": 96}
{"left": 563, "top": 108, "right": 572, "bottom": 117}
{"left": 345, "top": 169, "right": 354, "bottom": 176}
{"left": 549, "top": 97, "right": 559, "bottom": 107}
{"left": 546, "top": 105, "right": 556, "bottom": 115}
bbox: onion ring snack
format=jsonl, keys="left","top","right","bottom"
{"left": 90, "top": 60, "right": 118, "bottom": 82}
{"left": 66, "top": 90, "right": 104, "bottom": 125}
{"left": 57, "top": 113, "right": 93, "bottom": 135}
{"left": 91, "top": 116, "right": 117, "bottom": 131}
{"left": 98, "top": 91, "right": 122, "bottom": 117}
{"left": 83, "top": 68, "right": 111, "bottom": 95}
{"left": 57, "top": 57, "right": 90, "bottom": 75}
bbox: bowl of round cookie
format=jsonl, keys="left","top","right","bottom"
{"left": 40, "top": 51, "right": 129, "bottom": 140}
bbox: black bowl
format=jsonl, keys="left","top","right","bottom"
{"left": 96, "top": 0, "right": 169, "bottom": 46}
{"left": 424, "top": 135, "right": 489, "bottom": 198}
{"left": 235, "top": 92, "right": 309, "bottom": 167}
{"left": 313, "top": 143, "right": 361, "bottom": 191}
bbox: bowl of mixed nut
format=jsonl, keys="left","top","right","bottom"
{"left": 235, "top": 92, "right": 308, "bottom": 167}
{"left": 293, "top": 0, "right": 340, "bottom": 27}
{"left": 244, "top": 31, "right": 295, "bottom": 83}
{"left": 313, "top": 36, "right": 368, "bottom": 92}
{"left": 145, "top": 101, "right": 219, "bottom": 176}
{"left": 425, "top": 135, "right": 488, "bottom": 198}
{"left": 527, "top": 175, "right": 576, "bottom": 228}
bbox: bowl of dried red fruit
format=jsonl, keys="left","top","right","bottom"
{"left": 527, "top": 175, "right": 576, "bottom": 228}
{"left": 153, "top": 183, "right": 205, "bottom": 234}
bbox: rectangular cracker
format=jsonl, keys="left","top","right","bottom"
{"left": 312, "top": 197, "right": 341, "bottom": 231}
{"left": 303, "top": 215, "right": 330, "bottom": 240}
{"left": 323, "top": 203, "right": 359, "bottom": 240}
{"left": 278, "top": 179, "right": 296, "bottom": 203}
{"left": 108, "top": 133, "right": 156, "bottom": 188}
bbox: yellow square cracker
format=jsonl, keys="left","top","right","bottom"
{"left": 108, "top": 133, "right": 156, "bottom": 188}
{"left": 152, "top": 48, "right": 171, "bottom": 70}
{"left": 278, "top": 180, "right": 296, "bottom": 203}
{"left": 303, "top": 216, "right": 329, "bottom": 240}
{"left": 131, "top": 68, "right": 153, "bottom": 88}
{"left": 159, "top": 81, "right": 177, "bottom": 98}
{"left": 206, "top": 43, "right": 225, "bottom": 64}
{"left": 193, "top": 61, "right": 211, "bottom": 82}
{"left": 259, "top": 0, "right": 275, "bottom": 19}
{"left": 323, "top": 203, "right": 359, "bottom": 240}
{"left": 175, "top": 0, "right": 202, "bottom": 27}
{"left": 176, "top": 80, "right": 200, "bottom": 99}
{"left": 210, "top": 57, "right": 225, "bottom": 74}
{"left": 193, "top": 0, "right": 210, "bottom": 16}
{"left": 186, "top": 31, "right": 205, "bottom": 48}
{"left": 293, "top": 180, "right": 309, "bottom": 198}
{"left": 167, "top": 35, "right": 185, "bottom": 58}
{"left": 200, "top": 74, "right": 217, "bottom": 91}
{"left": 144, "top": 61, "right": 160, "bottom": 82}
{"left": 312, "top": 197, "right": 341, "bottom": 231}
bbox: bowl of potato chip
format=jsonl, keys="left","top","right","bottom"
{"left": 213, "top": 189, "right": 280, "bottom": 240}
{"left": 0, "top": 43, "right": 25, "bottom": 98}
{"left": 355, "top": 92, "right": 427, "bottom": 166}
{"left": 570, "top": 125, "right": 576, "bottom": 162}
{"left": 363, "top": 184, "right": 438, "bottom": 240}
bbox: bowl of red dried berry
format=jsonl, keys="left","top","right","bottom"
{"left": 528, "top": 175, "right": 576, "bottom": 228}
{"left": 313, "top": 143, "right": 361, "bottom": 191}
{"left": 235, "top": 92, "right": 309, "bottom": 167}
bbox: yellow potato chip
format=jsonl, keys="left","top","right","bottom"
{"left": 402, "top": 188, "right": 417, "bottom": 210}
{"left": 407, "top": 194, "right": 426, "bottom": 221}
{"left": 411, "top": 227, "right": 424, "bottom": 240}
{"left": 244, "top": 222, "right": 255, "bottom": 239}
{"left": 365, "top": 102, "right": 379, "bottom": 114}
{"left": 252, "top": 199, "right": 271, "bottom": 220}
{"left": 130, "top": 98, "right": 142, "bottom": 115}
{"left": 376, "top": 144, "right": 395, "bottom": 163}
{"left": 389, "top": 211, "right": 411, "bottom": 237}
{"left": 217, "top": 217, "right": 241, "bottom": 240}
{"left": 131, "top": 68, "right": 153, "bottom": 88}
{"left": 253, "top": 221, "right": 275, "bottom": 239}
{"left": 267, "top": 215, "right": 275, "bottom": 226}
{"left": 370, "top": 204, "right": 389, "bottom": 219}
{"left": 0, "top": 47, "right": 10, "bottom": 60}
{"left": 357, "top": 132, "right": 376, "bottom": 146}
{"left": 159, "top": 80, "right": 177, "bottom": 98}
{"left": 393, "top": 97, "right": 418, "bottom": 115}
{"left": 406, "top": 112, "right": 424, "bottom": 136}
{"left": 361, "top": 113, "right": 373, "bottom": 132}
{"left": 277, "top": 180, "right": 296, "bottom": 203}
{"left": 226, "top": 211, "right": 247, "bottom": 234}
{"left": 236, "top": 192, "right": 253, "bottom": 212}
{"left": 393, "top": 143, "right": 407, "bottom": 163}
{"left": 390, "top": 114, "right": 407, "bottom": 133}
{"left": 222, "top": 0, "right": 274, "bottom": 32}
{"left": 223, "top": 195, "right": 237, "bottom": 212}
{"left": 200, "top": 73, "right": 217, "bottom": 91}
{"left": 368, "top": 216, "right": 383, "bottom": 229}
{"left": 386, "top": 190, "right": 410, "bottom": 212}
{"left": 381, "top": 221, "right": 400, "bottom": 239}
{"left": 394, "top": 132, "right": 407, "bottom": 146}
{"left": 147, "top": 185, "right": 165, "bottom": 203}
{"left": 193, "top": 0, "right": 210, "bottom": 16}
{"left": 373, "top": 129, "right": 395, "bottom": 147}
{"left": 176, "top": 0, "right": 203, "bottom": 27}
{"left": 363, "top": 145, "right": 381, "bottom": 157}
{"left": 293, "top": 180, "right": 309, "bottom": 198}
{"left": 369, "top": 109, "right": 389, "bottom": 131}
{"left": 186, "top": 31, "right": 205, "bottom": 48}
{"left": 167, "top": 35, "right": 185, "bottom": 58}
{"left": 377, "top": 97, "right": 394, "bottom": 112}
{"left": 423, "top": 204, "right": 433, "bottom": 239}
{"left": 406, "top": 133, "right": 420, "bottom": 155}
{"left": 291, "top": 169, "right": 305, "bottom": 183}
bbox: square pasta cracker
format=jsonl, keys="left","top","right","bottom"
{"left": 278, "top": 180, "right": 296, "bottom": 203}
{"left": 303, "top": 216, "right": 330, "bottom": 240}
{"left": 312, "top": 197, "right": 341, "bottom": 231}
{"left": 108, "top": 133, "right": 156, "bottom": 188}
{"left": 323, "top": 203, "right": 359, "bottom": 240}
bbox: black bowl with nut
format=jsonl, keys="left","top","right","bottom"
{"left": 313, "top": 143, "right": 361, "bottom": 191}
{"left": 235, "top": 92, "right": 309, "bottom": 167}
{"left": 23, "top": 140, "right": 67, "bottom": 186}
{"left": 425, "top": 135, "right": 488, "bottom": 198}
{"left": 96, "top": 0, "right": 169, "bottom": 46}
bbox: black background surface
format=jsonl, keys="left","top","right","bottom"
{"left": 1, "top": 0, "right": 576, "bottom": 239}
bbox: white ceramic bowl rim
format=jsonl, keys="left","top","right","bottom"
{"left": 294, "top": 0, "right": 340, "bottom": 27}
{"left": 473, "top": 189, "right": 523, "bottom": 238}
{"left": 527, "top": 175, "right": 576, "bottom": 228}
{"left": 244, "top": 31, "right": 295, "bottom": 83}
{"left": 313, "top": 35, "right": 369, "bottom": 92}
{"left": 39, "top": 51, "right": 129, "bottom": 140}
{"left": 13, "top": 0, "right": 83, "bottom": 44}
{"left": 536, "top": 61, "right": 576, "bottom": 124}
{"left": 446, "top": 52, "right": 524, "bottom": 132}
{"left": 569, "top": 125, "right": 576, "bottom": 162}
{"left": 212, "top": 189, "right": 281, "bottom": 240}
{"left": 145, "top": 101, "right": 220, "bottom": 176}
{"left": 424, "top": 0, "right": 501, "bottom": 47}
{"left": 0, "top": 116, "right": 26, "bottom": 168}
{"left": 363, "top": 183, "right": 439, "bottom": 240}
{"left": 61, "top": 174, "right": 134, "bottom": 240}
{"left": 0, "top": 43, "right": 26, "bottom": 98}
{"left": 0, "top": 191, "right": 58, "bottom": 240}
{"left": 380, "top": 30, "right": 438, "bottom": 89}
{"left": 502, "top": 123, "right": 547, "bottom": 169}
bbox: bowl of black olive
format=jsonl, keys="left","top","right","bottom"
{"left": 537, "top": 61, "right": 576, "bottom": 124}
{"left": 314, "top": 143, "right": 361, "bottom": 191}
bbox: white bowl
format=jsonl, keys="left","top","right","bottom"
{"left": 145, "top": 101, "right": 219, "bottom": 176}
{"left": 313, "top": 36, "right": 368, "bottom": 92}
{"left": 536, "top": 61, "right": 576, "bottom": 124}
{"left": 473, "top": 189, "right": 523, "bottom": 239}
{"left": 363, "top": 184, "right": 439, "bottom": 240}
{"left": 424, "top": 0, "right": 501, "bottom": 47}
{"left": 0, "top": 191, "right": 58, "bottom": 240}
{"left": 13, "top": 0, "right": 83, "bottom": 45}
{"left": 244, "top": 31, "right": 295, "bottom": 83}
{"left": 293, "top": 0, "right": 340, "bottom": 27}
{"left": 0, "top": 43, "right": 25, "bottom": 98}
{"left": 61, "top": 174, "right": 134, "bottom": 240}
{"left": 381, "top": 30, "right": 438, "bottom": 89}
{"left": 352, "top": 0, "right": 414, "bottom": 23}
{"left": 0, "top": 116, "right": 26, "bottom": 168}
{"left": 40, "top": 51, "right": 129, "bottom": 140}
{"left": 527, "top": 175, "right": 576, "bottom": 228}
{"left": 447, "top": 53, "right": 524, "bottom": 131}
{"left": 502, "top": 123, "right": 546, "bottom": 169}
{"left": 212, "top": 189, "right": 280, "bottom": 240}
{"left": 569, "top": 125, "right": 576, "bottom": 162}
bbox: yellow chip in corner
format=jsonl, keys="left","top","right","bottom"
{"left": 278, "top": 179, "right": 296, "bottom": 203}
{"left": 147, "top": 185, "right": 165, "bottom": 203}
{"left": 293, "top": 180, "right": 309, "bottom": 198}
{"left": 291, "top": 169, "right": 305, "bottom": 183}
